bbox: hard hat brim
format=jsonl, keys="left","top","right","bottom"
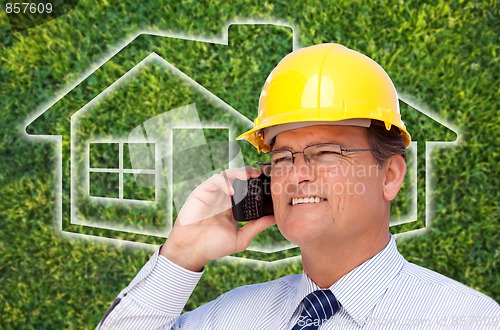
{"left": 237, "top": 117, "right": 411, "bottom": 153}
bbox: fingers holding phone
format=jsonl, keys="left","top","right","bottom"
{"left": 177, "top": 166, "right": 262, "bottom": 225}
{"left": 161, "top": 166, "right": 274, "bottom": 271}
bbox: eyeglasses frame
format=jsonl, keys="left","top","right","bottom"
{"left": 257, "top": 143, "right": 375, "bottom": 175}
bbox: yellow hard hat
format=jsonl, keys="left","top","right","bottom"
{"left": 236, "top": 43, "right": 411, "bottom": 152}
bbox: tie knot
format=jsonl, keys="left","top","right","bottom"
{"left": 303, "top": 290, "right": 340, "bottom": 321}
{"left": 293, "top": 290, "right": 341, "bottom": 330}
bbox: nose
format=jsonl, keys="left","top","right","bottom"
{"left": 288, "top": 153, "right": 316, "bottom": 184}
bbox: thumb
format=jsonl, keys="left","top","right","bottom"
{"left": 235, "top": 216, "right": 276, "bottom": 251}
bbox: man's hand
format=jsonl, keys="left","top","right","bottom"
{"left": 161, "top": 166, "right": 276, "bottom": 271}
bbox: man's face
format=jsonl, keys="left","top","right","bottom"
{"left": 270, "top": 125, "right": 388, "bottom": 247}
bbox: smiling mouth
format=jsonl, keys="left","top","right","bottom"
{"left": 291, "top": 196, "right": 327, "bottom": 206}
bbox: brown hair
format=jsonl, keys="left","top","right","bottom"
{"left": 367, "top": 120, "right": 406, "bottom": 166}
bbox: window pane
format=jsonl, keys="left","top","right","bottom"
{"left": 89, "top": 172, "right": 119, "bottom": 198}
{"left": 124, "top": 143, "right": 155, "bottom": 170}
{"left": 89, "top": 143, "right": 119, "bottom": 169}
{"left": 123, "top": 173, "right": 155, "bottom": 201}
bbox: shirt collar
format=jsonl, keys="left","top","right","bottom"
{"left": 290, "top": 235, "right": 405, "bottom": 327}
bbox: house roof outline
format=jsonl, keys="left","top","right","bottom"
{"left": 24, "top": 22, "right": 295, "bottom": 135}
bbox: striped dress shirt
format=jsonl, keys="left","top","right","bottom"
{"left": 97, "top": 236, "right": 499, "bottom": 329}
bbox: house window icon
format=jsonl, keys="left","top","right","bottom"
{"left": 88, "top": 142, "right": 156, "bottom": 201}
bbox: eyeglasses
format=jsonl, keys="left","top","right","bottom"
{"left": 258, "top": 143, "right": 374, "bottom": 176}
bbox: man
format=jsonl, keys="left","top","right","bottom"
{"left": 98, "top": 44, "right": 498, "bottom": 329}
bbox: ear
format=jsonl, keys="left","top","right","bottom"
{"left": 382, "top": 155, "right": 407, "bottom": 201}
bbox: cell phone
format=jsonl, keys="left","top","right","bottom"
{"left": 231, "top": 173, "right": 273, "bottom": 221}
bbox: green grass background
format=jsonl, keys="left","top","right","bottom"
{"left": 0, "top": 0, "right": 498, "bottom": 328}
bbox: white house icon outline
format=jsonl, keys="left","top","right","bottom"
{"left": 23, "top": 22, "right": 460, "bottom": 263}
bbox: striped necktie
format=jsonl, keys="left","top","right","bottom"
{"left": 292, "top": 290, "right": 341, "bottom": 330}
